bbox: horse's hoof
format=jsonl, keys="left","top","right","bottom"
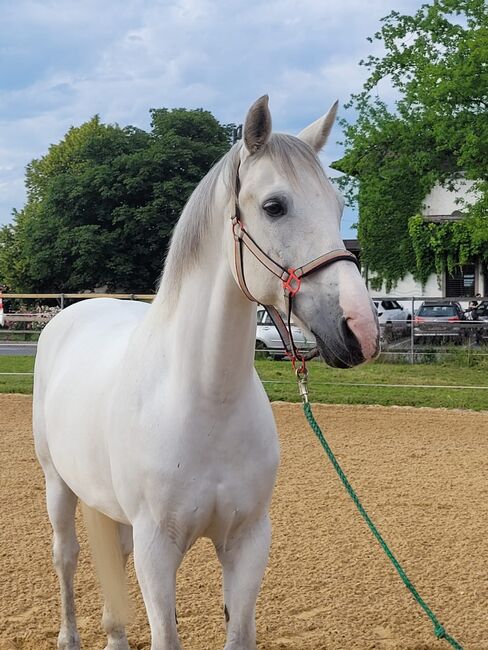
{"left": 57, "top": 630, "right": 81, "bottom": 650}
{"left": 104, "top": 640, "right": 131, "bottom": 650}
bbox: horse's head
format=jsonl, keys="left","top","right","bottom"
{"left": 229, "top": 95, "right": 379, "bottom": 368}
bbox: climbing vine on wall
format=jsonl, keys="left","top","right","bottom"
{"left": 337, "top": 0, "right": 488, "bottom": 289}
{"left": 409, "top": 185, "right": 488, "bottom": 285}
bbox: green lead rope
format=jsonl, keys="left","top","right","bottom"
{"left": 302, "top": 400, "right": 463, "bottom": 649}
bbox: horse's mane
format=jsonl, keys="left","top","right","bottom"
{"left": 158, "top": 134, "right": 330, "bottom": 305}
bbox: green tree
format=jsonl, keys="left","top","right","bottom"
{"left": 1, "top": 110, "right": 233, "bottom": 292}
{"left": 337, "top": 0, "right": 488, "bottom": 289}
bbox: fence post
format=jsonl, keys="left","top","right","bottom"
{"left": 60, "top": 294, "right": 65, "bottom": 310}
{"left": 410, "top": 296, "right": 415, "bottom": 364}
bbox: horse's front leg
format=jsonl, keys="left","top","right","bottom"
{"left": 217, "top": 515, "right": 271, "bottom": 650}
{"left": 133, "top": 517, "right": 184, "bottom": 650}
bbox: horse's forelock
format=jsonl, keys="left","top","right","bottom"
{"left": 258, "top": 133, "right": 327, "bottom": 188}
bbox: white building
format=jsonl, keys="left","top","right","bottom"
{"left": 364, "top": 178, "right": 483, "bottom": 303}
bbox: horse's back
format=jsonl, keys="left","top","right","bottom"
{"left": 35, "top": 298, "right": 148, "bottom": 397}
{"left": 37, "top": 297, "right": 147, "bottom": 362}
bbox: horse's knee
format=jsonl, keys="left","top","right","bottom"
{"left": 53, "top": 534, "right": 80, "bottom": 575}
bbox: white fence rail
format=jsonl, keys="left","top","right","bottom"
{"left": 1, "top": 293, "right": 488, "bottom": 363}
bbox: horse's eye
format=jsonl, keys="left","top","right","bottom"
{"left": 263, "top": 199, "right": 286, "bottom": 217}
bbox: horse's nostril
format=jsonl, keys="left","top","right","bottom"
{"left": 340, "top": 316, "right": 364, "bottom": 362}
{"left": 341, "top": 317, "right": 357, "bottom": 345}
{"left": 343, "top": 314, "right": 380, "bottom": 361}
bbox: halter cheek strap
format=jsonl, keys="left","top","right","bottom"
{"left": 231, "top": 174, "right": 360, "bottom": 365}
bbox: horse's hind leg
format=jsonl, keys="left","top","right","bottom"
{"left": 102, "top": 523, "right": 133, "bottom": 650}
{"left": 44, "top": 468, "right": 81, "bottom": 650}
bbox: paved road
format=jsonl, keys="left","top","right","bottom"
{"left": 0, "top": 343, "right": 37, "bottom": 356}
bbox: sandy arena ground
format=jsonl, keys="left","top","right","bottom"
{"left": 1, "top": 394, "right": 488, "bottom": 649}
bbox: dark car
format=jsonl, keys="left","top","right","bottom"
{"left": 414, "top": 301, "right": 465, "bottom": 340}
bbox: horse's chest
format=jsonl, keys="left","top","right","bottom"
{"left": 171, "top": 420, "right": 279, "bottom": 507}
{"left": 120, "top": 414, "right": 279, "bottom": 545}
{"left": 164, "top": 457, "right": 277, "bottom": 551}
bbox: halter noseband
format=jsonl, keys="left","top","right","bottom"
{"left": 231, "top": 167, "right": 360, "bottom": 365}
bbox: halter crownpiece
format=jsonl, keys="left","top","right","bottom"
{"left": 231, "top": 168, "right": 360, "bottom": 364}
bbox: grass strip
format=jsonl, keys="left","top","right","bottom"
{"left": 2, "top": 356, "right": 488, "bottom": 410}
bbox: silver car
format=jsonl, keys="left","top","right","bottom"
{"left": 373, "top": 299, "right": 411, "bottom": 339}
{"left": 256, "top": 307, "right": 316, "bottom": 358}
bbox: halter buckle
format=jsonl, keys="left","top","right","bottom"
{"left": 232, "top": 217, "right": 244, "bottom": 241}
{"left": 283, "top": 269, "right": 301, "bottom": 296}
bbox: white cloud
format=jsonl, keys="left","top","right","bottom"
{"left": 0, "top": 0, "right": 422, "bottom": 233}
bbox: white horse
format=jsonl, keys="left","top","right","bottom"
{"left": 33, "top": 96, "right": 379, "bottom": 650}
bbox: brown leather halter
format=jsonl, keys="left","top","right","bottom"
{"left": 231, "top": 169, "right": 360, "bottom": 364}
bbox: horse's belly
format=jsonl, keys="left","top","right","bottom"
{"left": 42, "top": 374, "right": 129, "bottom": 521}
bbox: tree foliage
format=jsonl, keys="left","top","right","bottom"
{"left": 0, "top": 110, "right": 233, "bottom": 292}
{"left": 337, "top": 0, "right": 488, "bottom": 289}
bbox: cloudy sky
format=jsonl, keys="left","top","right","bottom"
{"left": 1, "top": 0, "right": 421, "bottom": 235}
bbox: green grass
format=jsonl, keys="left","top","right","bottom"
{"left": 0, "top": 356, "right": 34, "bottom": 393}
{"left": 254, "top": 358, "right": 488, "bottom": 410}
{"left": 2, "top": 355, "right": 488, "bottom": 410}
{"left": 0, "top": 331, "right": 40, "bottom": 341}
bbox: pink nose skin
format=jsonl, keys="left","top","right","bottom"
{"left": 346, "top": 313, "right": 380, "bottom": 361}
{"left": 337, "top": 263, "right": 380, "bottom": 361}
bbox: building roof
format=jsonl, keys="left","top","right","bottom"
{"left": 343, "top": 239, "right": 360, "bottom": 252}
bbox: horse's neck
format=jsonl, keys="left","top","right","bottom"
{"left": 146, "top": 217, "right": 257, "bottom": 400}
{"left": 173, "top": 262, "right": 256, "bottom": 394}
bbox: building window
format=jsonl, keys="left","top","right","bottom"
{"left": 445, "top": 264, "right": 476, "bottom": 297}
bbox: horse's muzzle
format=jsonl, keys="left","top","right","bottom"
{"left": 298, "top": 298, "right": 380, "bottom": 369}
{"left": 313, "top": 321, "right": 367, "bottom": 369}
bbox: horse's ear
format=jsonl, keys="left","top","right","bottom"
{"left": 297, "top": 101, "right": 338, "bottom": 153}
{"left": 243, "top": 95, "right": 272, "bottom": 155}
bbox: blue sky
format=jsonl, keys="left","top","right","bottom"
{"left": 0, "top": 0, "right": 422, "bottom": 236}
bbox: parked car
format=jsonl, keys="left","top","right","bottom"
{"left": 414, "top": 301, "right": 465, "bottom": 340}
{"left": 373, "top": 299, "right": 411, "bottom": 340}
{"left": 256, "top": 306, "right": 316, "bottom": 358}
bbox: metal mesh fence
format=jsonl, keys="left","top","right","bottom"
{"left": 2, "top": 294, "right": 488, "bottom": 365}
